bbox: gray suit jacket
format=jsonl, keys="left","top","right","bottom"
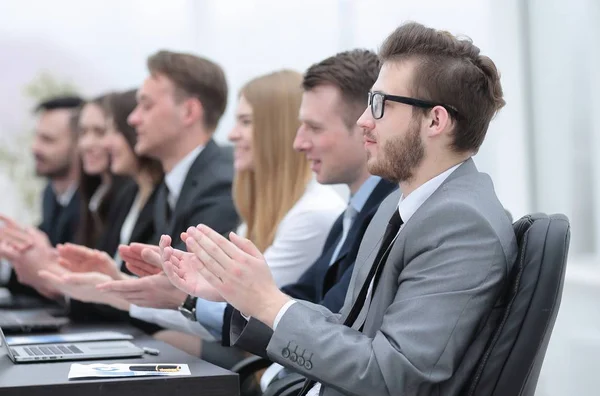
{"left": 230, "top": 159, "right": 517, "bottom": 396}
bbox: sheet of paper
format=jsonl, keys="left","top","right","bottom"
{"left": 68, "top": 363, "right": 191, "bottom": 379}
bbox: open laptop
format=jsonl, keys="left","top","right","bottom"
{"left": 0, "top": 309, "right": 70, "bottom": 333}
{"left": 0, "top": 326, "right": 144, "bottom": 363}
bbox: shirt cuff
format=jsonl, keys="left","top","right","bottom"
{"left": 273, "top": 300, "right": 296, "bottom": 330}
{"left": 194, "top": 299, "right": 227, "bottom": 341}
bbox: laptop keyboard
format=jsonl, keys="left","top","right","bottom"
{"left": 23, "top": 344, "right": 83, "bottom": 356}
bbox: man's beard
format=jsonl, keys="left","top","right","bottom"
{"left": 367, "top": 118, "right": 425, "bottom": 184}
{"left": 36, "top": 159, "right": 73, "bottom": 179}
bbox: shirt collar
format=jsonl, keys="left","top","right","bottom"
{"left": 398, "top": 162, "right": 464, "bottom": 223}
{"left": 349, "top": 176, "right": 381, "bottom": 213}
{"left": 54, "top": 183, "right": 78, "bottom": 207}
{"left": 165, "top": 145, "right": 204, "bottom": 206}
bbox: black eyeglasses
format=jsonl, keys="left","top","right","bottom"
{"left": 368, "top": 91, "right": 459, "bottom": 120}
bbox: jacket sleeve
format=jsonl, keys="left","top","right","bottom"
{"left": 263, "top": 203, "right": 511, "bottom": 396}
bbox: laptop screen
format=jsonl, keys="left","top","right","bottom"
{"left": 0, "top": 326, "right": 16, "bottom": 362}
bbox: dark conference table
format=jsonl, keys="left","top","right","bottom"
{"left": 0, "top": 323, "right": 239, "bottom": 396}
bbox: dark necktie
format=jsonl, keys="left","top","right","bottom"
{"left": 343, "top": 208, "right": 403, "bottom": 327}
{"left": 163, "top": 184, "right": 172, "bottom": 226}
{"left": 48, "top": 196, "right": 64, "bottom": 247}
{"left": 298, "top": 209, "right": 403, "bottom": 396}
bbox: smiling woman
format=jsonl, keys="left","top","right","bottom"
{"left": 96, "top": 89, "right": 164, "bottom": 264}
{"left": 74, "top": 94, "right": 127, "bottom": 249}
{"left": 64, "top": 90, "right": 166, "bottom": 333}
{"left": 231, "top": 70, "right": 316, "bottom": 255}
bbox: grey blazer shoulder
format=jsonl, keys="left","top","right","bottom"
{"left": 230, "top": 159, "right": 517, "bottom": 396}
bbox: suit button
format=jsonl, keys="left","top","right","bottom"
{"left": 297, "top": 356, "right": 305, "bottom": 366}
{"left": 282, "top": 348, "right": 290, "bottom": 358}
{"left": 304, "top": 360, "right": 312, "bottom": 370}
{"left": 290, "top": 353, "right": 297, "bottom": 362}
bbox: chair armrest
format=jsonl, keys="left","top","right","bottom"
{"left": 279, "top": 382, "right": 306, "bottom": 396}
{"left": 263, "top": 373, "right": 305, "bottom": 396}
{"left": 231, "top": 355, "right": 274, "bottom": 385}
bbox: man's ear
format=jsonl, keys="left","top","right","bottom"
{"left": 182, "top": 97, "right": 205, "bottom": 127}
{"left": 425, "top": 106, "right": 451, "bottom": 137}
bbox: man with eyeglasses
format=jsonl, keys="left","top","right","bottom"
{"left": 161, "top": 21, "right": 517, "bottom": 396}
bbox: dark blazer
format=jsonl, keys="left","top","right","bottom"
{"left": 39, "top": 183, "right": 80, "bottom": 247}
{"left": 96, "top": 180, "right": 160, "bottom": 262}
{"left": 282, "top": 179, "right": 397, "bottom": 311}
{"left": 154, "top": 140, "right": 239, "bottom": 248}
{"left": 7, "top": 183, "right": 80, "bottom": 296}
{"left": 221, "top": 179, "right": 397, "bottom": 346}
{"left": 68, "top": 180, "right": 163, "bottom": 333}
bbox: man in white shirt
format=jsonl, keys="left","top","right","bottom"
{"left": 163, "top": 22, "right": 517, "bottom": 396}
{"left": 34, "top": 51, "right": 239, "bottom": 342}
{"left": 96, "top": 51, "right": 239, "bottom": 316}
{"left": 0, "top": 96, "right": 82, "bottom": 298}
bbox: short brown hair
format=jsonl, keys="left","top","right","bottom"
{"left": 379, "top": 22, "right": 505, "bottom": 152}
{"left": 147, "top": 50, "right": 228, "bottom": 132}
{"left": 303, "top": 49, "right": 380, "bottom": 129}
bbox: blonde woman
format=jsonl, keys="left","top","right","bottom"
{"left": 229, "top": 69, "right": 345, "bottom": 285}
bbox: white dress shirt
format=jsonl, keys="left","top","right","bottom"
{"left": 113, "top": 192, "right": 143, "bottom": 269}
{"left": 88, "top": 182, "right": 110, "bottom": 213}
{"left": 130, "top": 180, "right": 346, "bottom": 339}
{"left": 56, "top": 183, "right": 78, "bottom": 207}
{"left": 164, "top": 145, "right": 204, "bottom": 209}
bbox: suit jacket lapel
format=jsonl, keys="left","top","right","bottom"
{"left": 335, "top": 189, "right": 399, "bottom": 319}
{"left": 129, "top": 185, "right": 159, "bottom": 244}
{"left": 168, "top": 140, "right": 219, "bottom": 235}
{"left": 358, "top": 159, "right": 480, "bottom": 329}
{"left": 326, "top": 179, "right": 398, "bottom": 286}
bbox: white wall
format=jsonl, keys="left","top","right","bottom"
{"left": 0, "top": 0, "right": 532, "bottom": 221}
{"left": 526, "top": 0, "right": 600, "bottom": 395}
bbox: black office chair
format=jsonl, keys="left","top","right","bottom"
{"left": 463, "top": 213, "right": 570, "bottom": 396}
{"left": 231, "top": 355, "right": 274, "bottom": 396}
{"left": 251, "top": 213, "right": 571, "bottom": 396}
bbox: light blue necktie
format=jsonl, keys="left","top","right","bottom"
{"left": 329, "top": 204, "right": 358, "bottom": 266}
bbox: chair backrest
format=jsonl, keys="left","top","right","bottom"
{"left": 465, "top": 213, "right": 571, "bottom": 396}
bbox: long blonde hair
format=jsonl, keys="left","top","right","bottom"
{"left": 233, "top": 70, "right": 312, "bottom": 252}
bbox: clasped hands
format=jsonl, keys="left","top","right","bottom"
{"left": 163, "top": 225, "right": 291, "bottom": 328}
